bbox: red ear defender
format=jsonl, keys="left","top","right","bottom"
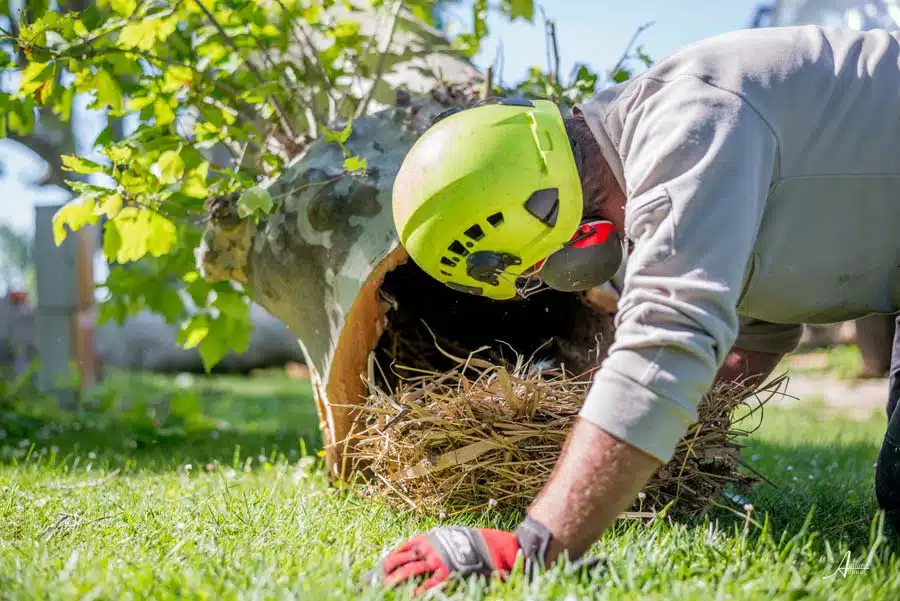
{"left": 538, "top": 220, "right": 622, "bottom": 292}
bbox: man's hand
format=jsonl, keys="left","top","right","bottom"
{"left": 369, "top": 518, "right": 553, "bottom": 594}
{"left": 372, "top": 527, "right": 518, "bottom": 594}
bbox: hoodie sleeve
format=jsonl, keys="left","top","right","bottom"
{"left": 735, "top": 317, "right": 803, "bottom": 355}
{"left": 579, "top": 79, "right": 778, "bottom": 461}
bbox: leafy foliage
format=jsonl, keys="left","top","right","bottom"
{"left": 0, "top": 0, "right": 649, "bottom": 370}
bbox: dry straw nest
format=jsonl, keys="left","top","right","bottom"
{"left": 349, "top": 342, "right": 788, "bottom": 519}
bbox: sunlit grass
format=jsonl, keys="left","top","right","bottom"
{"left": 1, "top": 370, "right": 898, "bottom": 600}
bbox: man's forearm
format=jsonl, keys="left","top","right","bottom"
{"left": 525, "top": 418, "right": 661, "bottom": 562}
{"left": 523, "top": 348, "right": 781, "bottom": 563}
{"left": 713, "top": 347, "right": 783, "bottom": 389}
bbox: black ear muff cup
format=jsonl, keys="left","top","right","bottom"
{"left": 540, "top": 222, "right": 622, "bottom": 292}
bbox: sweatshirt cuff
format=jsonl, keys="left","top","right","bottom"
{"left": 579, "top": 358, "right": 695, "bottom": 462}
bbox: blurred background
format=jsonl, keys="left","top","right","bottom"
{"left": 1, "top": 0, "right": 897, "bottom": 398}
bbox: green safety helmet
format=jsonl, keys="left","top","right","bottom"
{"left": 392, "top": 98, "right": 586, "bottom": 300}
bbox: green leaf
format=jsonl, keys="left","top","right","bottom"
{"left": 158, "top": 150, "right": 185, "bottom": 184}
{"left": 126, "top": 95, "right": 155, "bottom": 112}
{"left": 154, "top": 98, "right": 176, "bottom": 126}
{"left": 303, "top": 4, "right": 323, "bottom": 23}
{"left": 332, "top": 19, "right": 360, "bottom": 38}
{"left": 61, "top": 154, "right": 104, "bottom": 175}
{"left": 183, "top": 162, "right": 209, "bottom": 198}
{"left": 323, "top": 117, "right": 353, "bottom": 146}
{"left": 343, "top": 155, "right": 367, "bottom": 173}
{"left": 149, "top": 287, "right": 185, "bottom": 324}
{"left": 452, "top": 33, "right": 480, "bottom": 57}
{"left": 197, "top": 40, "right": 229, "bottom": 63}
{"left": 145, "top": 212, "right": 178, "bottom": 257}
{"left": 199, "top": 328, "right": 230, "bottom": 372}
{"left": 52, "top": 85, "right": 75, "bottom": 122}
{"left": 69, "top": 181, "right": 115, "bottom": 196}
{"left": 213, "top": 290, "right": 248, "bottom": 320}
{"left": 24, "top": 0, "right": 49, "bottom": 19}
{"left": 503, "top": 0, "right": 534, "bottom": 21}
{"left": 92, "top": 69, "right": 124, "bottom": 112}
{"left": 95, "top": 193, "right": 123, "bottom": 217}
{"left": 18, "top": 61, "right": 54, "bottom": 98}
{"left": 53, "top": 200, "right": 99, "bottom": 245}
{"left": 107, "top": 0, "right": 137, "bottom": 17}
{"left": 180, "top": 314, "right": 209, "bottom": 349}
{"left": 107, "top": 207, "right": 177, "bottom": 263}
{"left": 102, "top": 218, "right": 122, "bottom": 260}
{"left": 103, "top": 145, "right": 132, "bottom": 164}
{"left": 225, "top": 315, "right": 251, "bottom": 355}
{"left": 636, "top": 45, "right": 654, "bottom": 68}
{"left": 119, "top": 17, "right": 176, "bottom": 51}
{"left": 612, "top": 69, "right": 631, "bottom": 83}
{"left": 120, "top": 168, "right": 155, "bottom": 195}
{"left": 8, "top": 99, "right": 35, "bottom": 135}
{"left": 236, "top": 186, "right": 274, "bottom": 219}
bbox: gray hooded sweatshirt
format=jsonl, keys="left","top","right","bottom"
{"left": 575, "top": 25, "right": 900, "bottom": 461}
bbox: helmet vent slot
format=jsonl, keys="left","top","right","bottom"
{"left": 447, "top": 241, "right": 469, "bottom": 256}
{"left": 524, "top": 188, "right": 560, "bottom": 227}
{"left": 440, "top": 270, "right": 452, "bottom": 277}
{"left": 487, "top": 212, "right": 504, "bottom": 227}
{"left": 440, "top": 257, "right": 456, "bottom": 267}
{"left": 464, "top": 224, "right": 485, "bottom": 241}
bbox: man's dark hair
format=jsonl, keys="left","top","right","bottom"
{"left": 564, "top": 115, "right": 608, "bottom": 217}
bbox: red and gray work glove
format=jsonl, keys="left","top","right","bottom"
{"left": 364, "top": 517, "right": 553, "bottom": 593}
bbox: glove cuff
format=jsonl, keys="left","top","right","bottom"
{"left": 514, "top": 515, "right": 553, "bottom": 572}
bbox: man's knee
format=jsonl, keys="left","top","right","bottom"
{"left": 886, "top": 314, "right": 900, "bottom": 418}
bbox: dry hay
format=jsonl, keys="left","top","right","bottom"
{"left": 348, "top": 345, "right": 788, "bottom": 518}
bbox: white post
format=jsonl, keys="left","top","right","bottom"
{"left": 34, "top": 205, "right": 98, "bottom": 406}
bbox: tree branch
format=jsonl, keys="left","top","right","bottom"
{"left": 608, "top": 21, "right": 655, "bottom": 81}
{"left": 546, "top": 19, "right": 560, "bottom": 87}
{"left": 191, "top": 0, "right": 299, "bottom": 142}
{"left": 272, "top": 0, "right": 337, "bottom": 110}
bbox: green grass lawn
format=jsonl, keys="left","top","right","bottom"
{"left": 2, "top": 369, "right": 899, "bottom": 600}
{"left": 779, "top": 344, "right": 867, "bottom": 380}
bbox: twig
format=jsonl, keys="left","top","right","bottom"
{"left": 482, "top": 65, "right": 493, "bottom": 100}
{"left": 356, "top": 0, "right": 403, "bottom": 118}
{"left": 492, "top": 40, "right": 505, "bottom": 88}
{"left": 608, "top": 21, "right": 655, "bottom": 81}
{"left": 40, "top": 512, "right": 121, "bottom": 541}
{"left": 547, "top": 19, "right": 560, "bottom": 87}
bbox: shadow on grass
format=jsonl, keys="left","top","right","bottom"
{"left": 704, "top": 434, "right": 894, "bottom": 552}
{"left": 0, "top": 369, "right": 322, "bottom": 472}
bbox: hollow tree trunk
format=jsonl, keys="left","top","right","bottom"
{"left": 197, "top": 86, "right": 483, "bottom": 477}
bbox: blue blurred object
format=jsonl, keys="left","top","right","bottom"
{"left": 756, "top": 0, "right": 900, "bottom": 29}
